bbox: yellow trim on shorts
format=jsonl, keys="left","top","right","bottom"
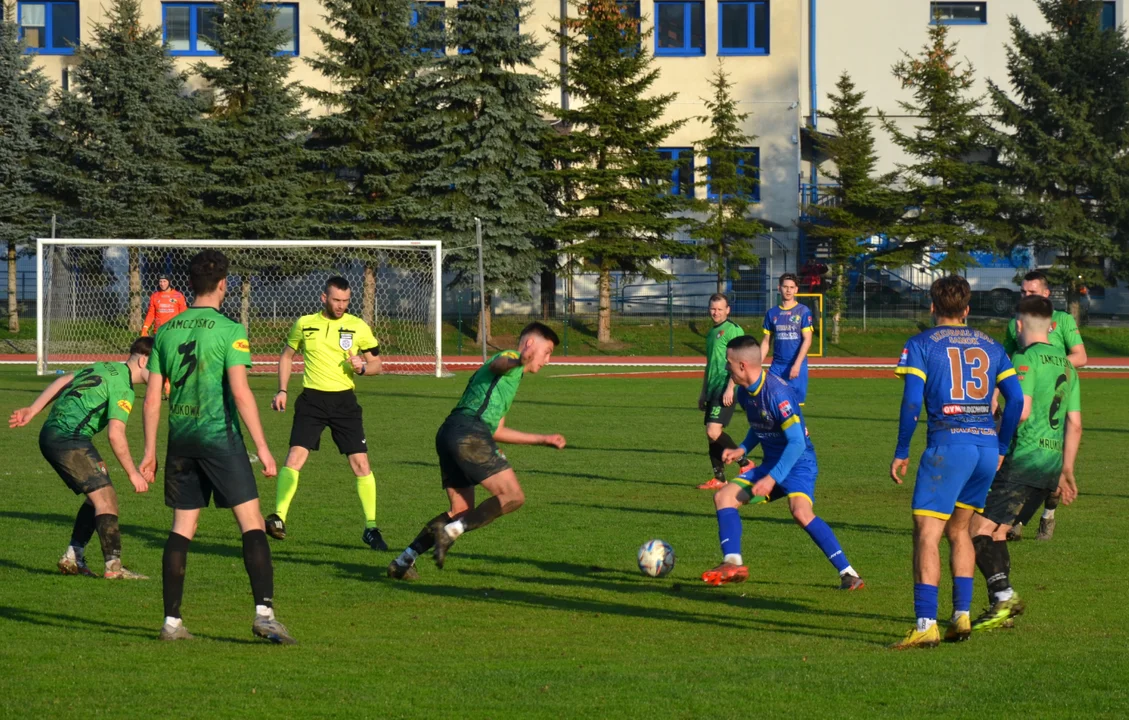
{"left": 788, "top": 492, "right": 813, "bottom": 505}
{"left": 913, "top": 509, "right": 952, "bottom": 521}
{"left": 781, "top": 415, "right": 800, "bottom": 430}
{"left": 895, "top": 366, "right": 927, "bottom": 381}
{"left": 996, "top": 368, "right": 1016, "bottom": 382}
{"left": 954, "top": 501, "right": 985, "bottom": 513}
{"left": 731, "top": 476, "right": 753, "bottom": 488}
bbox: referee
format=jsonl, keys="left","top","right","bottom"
{"left": 266, "top": 276, "right": 387, "bottom": 550}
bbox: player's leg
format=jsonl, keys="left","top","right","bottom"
{"left": 701, "top": 475, "right": 769, "bottom": 585}
{"left": 970, "top": 477, "right": 1039, "bottom": 631}
{"left": 160, "top": 455, "right": 205, "bottom": 641}
{"left": 434, "top": 470, "right": 523, "bottom": 569}
{"left": 331, "top": 393, "right": 384, "bottom": 549}
{"left": 1036, "top": 489, "right": 1061, "bottom": 541}
{"left": 942, "top": 508, "right": 976, "bottom": 641}
{"left": 348, "top": 452, "right": 386, "bottom": 550}
{"left": 700, "top": 398, "right": 738, "bottom": 490}
{"left": 793, "top": 367, "right": 809, "bottom": 406}
{"left": 268, "top": 391, "right": 326, "bottom": 538}
{"left": 390, "top": 488, "right": 473, "bottom": 579}
{"left": 785, "top": 484, "right": 863, "bottom": 589}
{"left": 59, "top": 499, "right": 97, "bottom": 576}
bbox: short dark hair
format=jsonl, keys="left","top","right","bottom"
{"left": 1022, "top": 270, "right": 1050, "bottom": 290}
{"left": 129, "top": 336, "right": 154, "bottom": 357}
{"left": 1016, "top": 295, "right": 1054, "bottom": 320}
{"left": 708, "top": 293, "right": 730, "bottom": 306}
{"left": 325, "top": 276, "right": 350, "bottom": 293}
{"left": 727, "top": 335, "right": 760, "bottom": 352}
{"left": 930, "top": 275, "right": 971, "bottom": 318}
{"left": 189, "top": 250, "right": 229, "bottom": 295}
{"left": 779, "top": 273, "right": 799, "bottom": 287}
{"left": 519, "top": 321, "right": 560, "bottom": 347}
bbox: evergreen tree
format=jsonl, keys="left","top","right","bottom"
{"left": 403, "top": 0, "right": 549, "bottom": 342}
{"left": 547, "top": 0, "right": 685, "bottom": 343}
{"left": 688, "top": 62, "right": 764, "bottom": 294}
{"left": 40, "top": 0, "right": 199, "bottom": 331}
{"left": 802, "top": 72, "right": 898, "bottom": 343}
{"left": 0, "top": 2, "right": 51, "bottom": 332}
{"left": 990, "top": 0, "right": 1129, "bottom": 322}
{"left": 881, "top": 23, "right": 1007, "bottom": 272}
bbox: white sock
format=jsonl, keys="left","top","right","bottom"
{"left": 445, "top": 520, "right": 466, "bottom": 540}
{"left": 993, "top": 587, "right": 1015, "bottom": 604}
{"left": 916, "top": 618, "right": 937, "bottom": 632}
{"left": 255, "top": 605, "right": 275, "bottom": 619}
{"left": 952, "top": 610, "right": 970, "bottom": 621}
{"left": 164, "top": 616, "right": 182, "bottom": 629}
{"left": 723, "top": 553, "right": 743, "bottom": 566}
{"left": 63, "top": 545, "right": 77, "bottom": 560}
{"left": 840, "top": 565, "right": 857, "bottom": 578}
{"left": 396, "top": 548, "right": 418, "bottom": 566}
{"left": 1042, "top": 508, "right": 1056, "bottom": 520}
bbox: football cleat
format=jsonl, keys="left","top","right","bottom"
{"left": 433, "top": 525, "right": 456, "bottom": 569}
{"left": 972, "top": 596, "right": 1025, "bottom": 632}
{"left": 387, "top": 560, "right": 419, "bottom": 581}
{"left": 58, "top": 552, "right": 95, "bottom": 577}
{"left": 1006, "top": 523, "right": 1023, "bottom": 542}
{"left": 252, "top": 615, "right": 297, "bottom": 645}
{"left": 739, "top": 461, "right": 756, "bottom": 475}
{"left": 890, "top": 624, "right": 941, "bottom": 650}
{"left": 838, "top": 573, "right": 865, "bottom": 591}
{"left": 701, "top": 562, "right": 749, "bottom": 586}
{"left": 104, "top": 562, "right": 148, "bottom": 580}
{"left": 1036, "top": 517, "right": 1056, "bottom": 541}
{"left": 362, "top": 527, "right": 388, "bottom": 551}
{"left": 158, "top": 623, "right": 195, "bottom": 641}
{"left": 697, "top": 478, "right": 726, "bottom": 490}
{"left": 944, "top": 614, "right": 972, "bottom": 643}
{"left": 265, "top": 513, "right": 286, "bottom": 540}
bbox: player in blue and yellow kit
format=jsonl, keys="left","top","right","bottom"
{"left": 889, "top": 276, "right": 1023, "bottom": 649}
{"left": 702, "top": 335, "right": 864, "bottom": 590}
{"left": 760, "top": 273, "right": 814, "bottom": 404}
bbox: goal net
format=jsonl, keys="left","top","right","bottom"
{"left": 37, "top": 239, "right": 448, "bottom": 377}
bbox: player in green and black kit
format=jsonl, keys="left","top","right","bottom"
{"left": 388, "top": 322, "right": 565, "bottom": 579}
{"left": 970, "top": 296, "right": 1082, "bottom": 631}
{"left": 140, "top": 250, "right": 294, "bottom": 644}
{"left": 697, "top": 293, "right": 749, "bottom": 490}
{"left": 9, "top": 338, "right": 154, "bottom": 579}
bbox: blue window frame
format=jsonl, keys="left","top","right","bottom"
{"left": 271, "top": 3, "right": 298, "bottom": 56}
{"left": 17, "top": 1, "right": 78, "bottom": 55}
{"left": 1102, "top": 2, "right": 1116, "bottom": 30}
{"left": 658, "top": 148, "right": 694, "bottom": 197}
{"left": 163, "top": 3, "right": 221, "bottom": 56}
{"left": 930, "top": 2, "right": 986, "bottom": 25}
{"left": 719, "top": 1, "right": 768, "bottom": 55}
{"left": 655, "top": 1, "right": 704, "bottom": 56}
{"left": 707, "top": 147, "right": 760, "bottom": 202}
{"left": 411, "top": 1, "right": 446, "bottom": 56}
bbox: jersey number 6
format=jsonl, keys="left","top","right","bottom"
{"left": 946, "top": 347, "right": 990, "bottom": 401}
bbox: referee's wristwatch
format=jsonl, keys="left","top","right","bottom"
{"left": 359, "top": 362, "right": 367, "bottom": 376}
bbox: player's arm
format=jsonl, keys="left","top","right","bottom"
{"left": 759, "top": 331, "right": 772, "bottom": 365}
{"left": 492, "top": 416, "right": 566, "bottom": 448}
{"left": 996, "top": 374, "right": 1024, "bottom": 461}
{"left": 8, "top": 373, "right": 75, "bottom": 427}
{"left": 724, "top": 426, "right": 762, "bottom": 465}
{"left": 273, "top": 344, "right": 297, "bottom": 412}
{"left": 750, "top": 420, "right": 806, "bottom": 496}
{"left": 349, "top": 348, "right": 382, "bottom": 377}
{"left": 791, "top": 328, "right": 813, "bottom": 378}
{"left": 489, "top": 353, "right": 522, "bottom": 375}
{"left": 140, "top": 369, "right": 164, "bottom": 477}
{"left": 1058, "top": 410, "right": 1082, "bottom": 505}
{"left": 227, "top": 364, "right": 277, "bottom": 477}
{"left": 1059, "top": 313, "right": 1087, "bottom": 368}
{"left": 141, "top": 295, "right": 157, "bottom": 336}
{"left": 1067, "top": 343, "right": 1087, "bottom": 369}
{"left": 890, "top": 374, "right": 925, "bottom": 484}
{"left": 106, "top": 418, "right": 149, "bottom": 493}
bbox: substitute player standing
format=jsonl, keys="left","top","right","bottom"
{"left": 1001, "top": 270, "right": 1086, "bottom": 541}
{"left": 696, "top": 293, "right": 748, "bottom": 490}
{"left": 9, "top": 338, "right": 154, "bottom": 579}
{"left": 141, "top": 250, "right": 293, "bottom": 644}
{"left": 141, "top": 274, "right": 187, "bottom": 399}
{"left": 705, "top": 336, "right": 865, "bottom": 590}
{"left": 760, "top": 273, "right": 814, "bottom": 404}
{"left": 267, "top": 277, "right": 385, "bottom": 550}
{"left": 388, "top": 322, "right": 565, "bottom": 579}
{"left": 970, "top": 296, "right": 1082, "bottom": 632}
{"left": 889, "top": 276, "right": 1023, "bottom": 649}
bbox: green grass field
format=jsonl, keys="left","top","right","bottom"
{"left": 1, "top": 366, "right": 1127, "bottom": 718}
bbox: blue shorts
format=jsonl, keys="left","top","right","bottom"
{"left": 733, "top": 456, "right": 818, "bottom": 505}
{"left": 769, "top": 364, "right": 807, "bottom": 404}
{"left": 912, "top": 444, "right": 999, "bottom": 520}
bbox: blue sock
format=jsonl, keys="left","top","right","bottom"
{"left": 914, "top": 583, "right": 939, "bottom": 622}
{"left": 716, "top": 508, "right": 742, "bottom": 559}
{"left": 802, "top": 516, "right": 850, "bottom": 573}
{"left": 953, "top": 576, "right": 974, "bottom": 615}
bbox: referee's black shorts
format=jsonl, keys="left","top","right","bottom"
{"left": 289, "top": 389, "right": 368, "bottom": 455}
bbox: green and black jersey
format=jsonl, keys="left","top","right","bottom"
{"left": 150, "top": 307, "right": 252, "bottom": 457}
{"left": 41, "top": 362, "right": 135, "bottom": 442}
{"left": 450, "top": 350, "right": 524, "bottom": 433}
{"left": 1002, "top": 343, "right": 1081, "bottom": 489}
{"left": 705, "top": 320, "right": 743, "bottom": 396}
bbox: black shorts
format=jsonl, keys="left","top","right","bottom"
{"left": 703, "top": 388, "right": 735, "bottom": 427}
{"left": 165, "top": 453, "right": 259, "bottom": 510}
{"left": 982, "top": 476, "right": 1052, "bottom": 527}
{"left": 40, "top": 432, "right": 112, "bottom": 496}
{"left": 289, "top": 389, "right": 367, "bottom": 456}
{"left": 436, "top": 413, "right": 512, "bottom": 489}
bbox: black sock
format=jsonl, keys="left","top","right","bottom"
{"left": 707, "top": 441, "right": 726, "bottom": 479}
{"left": 70, "top": 502, "right": 97, "bottom": 549}
{"left": 242, "top": 529, "right": 274, "bottom": 609}
{"left": 94, "top": 514, "right": 121, "bottom": 565}
{"left": 1044, "top": 493, "right": 1060, "bottom": 511}
{"left": 973, "top": 534, "right": 1011, "bottom": 599}
{"left": 162, "top": 532, "right": 191, "bottom": 619}
{"left": 409, "top": 512, "right": 452, "bottom": 554}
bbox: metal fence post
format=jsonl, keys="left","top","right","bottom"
{"left": 667, "top": 280, "right": 674, "bottom": 356}
{"left": 563, "top": 294, "right": 570, "bottom": 357}
{"left": 862, "top": 258, "right": 867, "bottom": 331}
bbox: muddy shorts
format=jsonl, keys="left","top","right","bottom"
{"left": 435, "top": 413, "right": 511, "bottom": 489}
{"left": 39, "top": 431, "right": 112, "bottom": 496}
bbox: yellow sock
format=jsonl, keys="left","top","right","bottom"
{"left": 357, "top": 473, "right": 377, "bottom": 528}
{"left": 275, "top": 467, "right": 300, "bottom": 522}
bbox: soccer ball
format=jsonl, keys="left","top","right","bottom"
{"left": 637, "top": 539, "right": 675, "bottom": 578}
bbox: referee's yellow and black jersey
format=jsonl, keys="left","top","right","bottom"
{"left": 285, "top": 312, "right": 379, "bottom": 392}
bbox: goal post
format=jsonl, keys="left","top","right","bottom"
{"left": 36, "top": 238, "right": 448, "bottom": 377}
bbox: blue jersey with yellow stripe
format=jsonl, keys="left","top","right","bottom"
{"left": 736, "top": 370, "right": 815, "bottom": 465}
{"left": 894, "top": 324, "right": 1015, "bottom": 449}
{"left": 763, "top": 302, "right": 814, "bottom": 372}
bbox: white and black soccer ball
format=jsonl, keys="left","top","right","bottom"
{"left": 637, "top": 539, "right": 675, "bottom": 578}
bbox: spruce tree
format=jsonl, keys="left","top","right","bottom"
{"left": 0, "top": 2, "right": 51, "bottom": 332}
{"left": 802, "top": 72, "right": 898, "bottom": 343}
{"left": 548, "top": 0, "right": 685, "bottom": 343}
{"left": 40, "top": 0, "right": 199, "bottom": 331}
{"left": 403, "top": 0, "right": 549, "bottom": 342}
{"left": 990, "top": 0, "right": 1129, "bottom": 322}
{"left": 881, "top": 23, "right": 1007, "bottom": 271}
{"left": 689, "top": 62, "right": 764, "bottom": 294}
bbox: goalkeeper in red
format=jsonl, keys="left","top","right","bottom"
{"left": 388, "top": 322, "right": 565, "bottom": 579}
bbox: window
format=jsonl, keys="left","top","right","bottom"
{"left": 655, "top": 1, "right": 704, "bottom": 56}
{"left": 272, "top": 3, "right": 298, "bottom": 55}
{"left": 1102, "top": 2, "right": 1117, "bottom": 30}
{"left": 411, "top": 1, "right": 445, "bottom": 56}
{"left": 930, "top": 2, "right": 987, "bottom": 25}
{"left": 164, "top": 3, "right": 220, "bottom": 55}
{"left": 707, "top": 147, "right": 760, "bottom": 202}
{"left": 18, "top": 1, "right": 78, "bottom": 54}
{"left": 658, "top": 148, "right": 694, "bottom": 197}
{"left": 719, "top": 1, "right": 768, "bottom": 55}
